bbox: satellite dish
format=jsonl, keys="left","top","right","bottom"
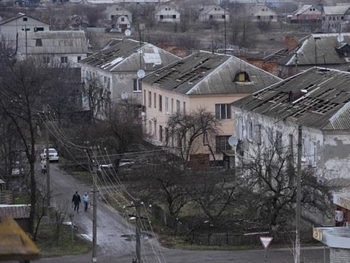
{"left": 228, "top": 136, "right": 238, "bottom": 147}
{"left": 137, "top": 69, "right": 145, "bottom": 79}
{"left": 125, "top": 29, "right": 131, "bottom": 37}
{"left": 121, "top": 92, "right": 129, "bottom": 100}
{"left": 337, "top": 34, "right": 344, "bottom": 43}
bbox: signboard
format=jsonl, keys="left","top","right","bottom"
{"left": 313, "top": 227, "right": 323, "bottom": 241}
{"left": 260, "top": 236, "right": 273, "bottom": 249}
{"left": 334, "top": 194, "right": 350, "bottom": 210}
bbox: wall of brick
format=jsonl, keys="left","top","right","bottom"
{"left": 330, "top": 248, "right": 350, "bottom": 263}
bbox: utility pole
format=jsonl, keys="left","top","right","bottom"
{"left": 129, "top": 201, "right": 143, "bottom": 263}
{"left": 87, "top": 147, "right": 98, "bottom": 263}
{"left": 295, "top": 125, "right": 302, "bottom": 263}
{"left": 43, "top": 105, "right": 51, "bottom": 210}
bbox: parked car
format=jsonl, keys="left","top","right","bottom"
{"left": 40, "top": 148, "right": 59, "bottom": 162}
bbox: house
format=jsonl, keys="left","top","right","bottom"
{"left": 248, "top": 4, "right": 278, "bottom": 23}
{"left": 0, "top": 204, "right": 30, "bottom": 232}
{"left": 154, "top": 5, "right": 180, "bottom": 23}
{"left": 80, "top": 38, "right": 180, "bottom": 115}
{"left": 16, "top": 31, "right": 88, "bottom": 67}
{"left": 232, "top": 67, "right": 350, "bottom": 182}
{"left": 322, "top": 4, "right": 350, "bottom": 32}
{"left": 104, "top": 5, "right": 132, "bottom": 22}
{"left": 141, "top": 51, "right": 281, "bottom": 162}
{"left": 280, "top": 33, "right": 350, "bottom": 77}
{"left": 198, "top": 5, "right": 229, "bottom": 23}
{"left": 290, "top": 5, "right": 322, "bottom": 24}
{"left": 0, "top": 13, "right": 49, "bottom": 48}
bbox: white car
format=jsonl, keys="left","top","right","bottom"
{"left": 40, "top": 148, "right": 59, "bottom": 162}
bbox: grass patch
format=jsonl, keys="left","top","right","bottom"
{"left": 36, "top": 223, "right": 91, "bottom": 257}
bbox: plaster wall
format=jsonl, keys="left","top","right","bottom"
{"left": 330, "top": 247, "right": 350, "bottom": 263}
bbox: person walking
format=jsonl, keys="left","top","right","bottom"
{"left": 82, "top": 192, "right": 90, "bottom": 212}
{"left": 72, "top": 191, "right": 81, "bottom": 213}
{"left": 41, "top": 159, "right": 47, "bottom": 174}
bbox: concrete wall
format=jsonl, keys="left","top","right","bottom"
{"left": 330, "top": 247, "right": 350, "bottom": 263}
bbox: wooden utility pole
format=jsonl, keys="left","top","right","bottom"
{"left": 295, "top": 125, "right": 302, "bottom": 263}
{"left": 136, "top": 202, "right": 141, "bottom": 263}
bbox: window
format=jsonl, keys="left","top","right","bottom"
{"left": 160, "top": 15, "right": 164, "bottom": 20}
{"left": 216, "top": 136, "right": 232, "bottom": 152}
{"left": 154, "top": 120, "right": 157, "bottom": 137}
{"left": 43, "top": 56, "right": 50, "bottom": 64}
{"left": 159, "top": 95, "right": 163, "bottom": 112}
{"left": 148, "top": 120, "right": 152, "bottom": 134}
{"left": 154, "top": 93, "right": 157, "bottom": 108}
{"left": 148, "top": 91, "right": 152, "bottom": 107}
{"left": 257, "top": 15, "right": 261, "bottom": 20}
{"left": 254, "top": 124, "right": 261, "bottom": 145}
{"left": 143, "top": 90, "right": 146, "bottom": 106}
{"left": 215, "top": 104, "right": 231, "bottom": 119}
{"left": 133, "top": 79, "right": 142, "bottom": 92}
{"left": 183, "top": 102, "right": 186, "bottom": 114}
{"left": 247, "top": 121, "right": 253, "bottom": 140}
{"left": 165, "top": 97, "right": 169, "bottom": 113}
{"left": 176, "top": 100, "right": 180, "bottom": 112}
{"left": 121, "top": 17, "right": 125, "bottom": 22}
{"left": 77, "top": 56, "right": 81, "bottom": 62}
{"left": 35, "top": 39, "right": 42, "bottom": 46}
{"left": 23, "top": 17, "right": 28, "bottom": 21}
{"left": 222, "top": 15, "right": 225, "bottom": 19}
{"left": 61, "top": 56, "right": 68, "bottom": 63}
{"left": 159, "top": 125, "right": 163, "bottom": 142}
{"left": 34, "top": 27, "right": 44, "bottom": 32}
{"left": 269, "top": 15, "right": 273, "bottom": 19}
{"left": 234, "top": 72, "right": 250, "bottom": 82}
{"left": 173, "top": 15, "right": 176, "bottom": 19}
{"left": 237, "top": 117, "right": 243, "bottom": 140}
{"left": 171, "top": 98, "right": 174, "bottom": 113}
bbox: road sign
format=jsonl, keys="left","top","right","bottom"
{"left": 260, "top": 236, "right": 273, "bottom": 249}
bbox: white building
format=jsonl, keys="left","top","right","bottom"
{"left": 154, "top": 5, "right": 180, "bottom": 23}
{"left": 232, "top": 67, "right": 350, "bottom": 182}
{"left": 322, "top": 4, "right": 350, "bottom": 32}
{"left": 198, "top": 5, "right": 229, "bottom": 23}
{"left": 104, "top": 5, "right": 132, "bottom": 22}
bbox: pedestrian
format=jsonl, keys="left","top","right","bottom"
{"left": 72, "top": 191, "right": 81, "bottom": 213}
{"left": 41, "top": 159, "right": 47, "bottom": 174}
{"left": 82, "top": 192, "right": 90, "bottom": 212}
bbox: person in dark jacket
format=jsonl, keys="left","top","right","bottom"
{"left": 72, "top": 191, "right": 81, "bottom": 213}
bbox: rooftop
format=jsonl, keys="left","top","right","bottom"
{"left": 314, "top": 226, "right": 350, "bottom": 248}
{"left": 0, "top": 204, "right": 30, "bottom": 219}
{"left": 143, "top": 50, "right": 281, "bottom": 95}
{"left": 232, "top": 67, "right": 350, "bottom": 130}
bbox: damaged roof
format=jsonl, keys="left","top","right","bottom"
{"left": 285, "top": 33, "right": 350, "bottom": 66}
{"left": 17, "top": 31, "right": 88, "bottom": 55}
{"left": 143, "top": 51, "right": 281, "bottom": 95}
{"left": 232, "top": 67, "right": 350, "bottom": 130}
{"left": 80, "top": 38, "right": 180, "bottom": 72}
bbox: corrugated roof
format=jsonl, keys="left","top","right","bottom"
{"left": 17, "top": 31, "right": 88, "bottom": 55}
{"left": 80, "top": 38, "right": 180, "bottom": 72}
{"left": 293, "top": 5, "right": 313, "bottom": 15}
{"left": 285, "top": 33, "right": 350, "bottom": 66}
{"left": 0, "top": 204, "right": 30, "bottom": 219}
{"left": 142, "top": 51, "right": 281, "bottom": 95}
{"left": 232, "top": 67, "right": 350, "bottom": 130}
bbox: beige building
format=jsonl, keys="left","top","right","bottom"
{"left": 141, "top": 51, "right": 281, "bottom": 162}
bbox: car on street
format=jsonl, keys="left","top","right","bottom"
{"left": 40, "top": 148, "right": 59, "bottom": 162}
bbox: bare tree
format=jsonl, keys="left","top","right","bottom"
{"left": 167, "top": 108, "right": 220, "bottom": 162}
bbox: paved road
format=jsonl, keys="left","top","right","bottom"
{"left": 31, "top": 163, "right": 330, "bottom": 263}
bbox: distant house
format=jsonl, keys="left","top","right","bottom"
{"left": 249, "top": 4, "right": 278, "bottom": 23}
{"left": 322, "top": 4, "right": 350, "bottom": 32}
{"left": 280, "top": 33, "right": 350, "bottom": 77}
{"left": 16, "top": 31, "right": 88, "bottom": 67}
{"left": 232, "top": 67, "right": 350, "bottom": 182}
{"left": 113, "top": 15, "right": 131, "bottom": 33}
{"left": 290, "top": 5, "right": 322, "bottom": 24}
{"left": 80, "top": 38, "right": 180, "bottom": 118}
{"left": 154, "top": 5, "right": 180, "bottom": 23}
{"left": 198, "top": 5, "right": 229, "bottom": 23}
{"left": 0, "top": 13, "right": 49, "bottom": 47}
{"left": 141, "top": 51, "right": 281, "bottom": 162}
{"left": 0, "top": 204, "right": 30, "bottom": 232}
{"left": 104, "top": 5, "right": 132, "bottom": 22}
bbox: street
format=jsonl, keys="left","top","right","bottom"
{"left": 32, "top": 163, "right": 329, "bottom": 263}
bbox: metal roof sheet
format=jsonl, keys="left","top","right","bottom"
{"left": 0, "top": 204, "right": 30, "bottom": 219}
{"left": 323, "top": 5, "right": 350, "bottom": 15}
{"left": 142, "top": 51, "right": 281, "bottom": 95}
{"left": 0, "top": 13, "right": 49, "bottom": 26}
{"left": 232, "top": 67, "right": 350, "bottom": 130}
{"left": 80, "top": 38, "right": 179, "bottom": 72}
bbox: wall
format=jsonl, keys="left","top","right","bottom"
{"left": 330, "top": 248, "right": 350, "bottom": 263}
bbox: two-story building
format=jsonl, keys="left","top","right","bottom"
{"left": 141, "top": 50, "right": 281, "bottom": 162}
{"left": 322, "top": 4, "right": 350, "bottom": 32}
{"left": 80, "top": 38, "right": 180, "bottom": 114}
{"left": 232, "top": 67, "right": 350, "bottom": 182}
{"left": 16, "top": 31, "right": 88, "bottom": 67}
